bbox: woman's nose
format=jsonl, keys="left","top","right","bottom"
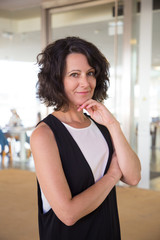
{"left": 79, "top": 75, "right": 89, "bottom": 87}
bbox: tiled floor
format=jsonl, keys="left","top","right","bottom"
{"left": 1, "top": 147, "right": 160, "bottom": 191}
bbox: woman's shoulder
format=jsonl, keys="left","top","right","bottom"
{"left": 34, "top": 121, "right": 51, "bottom": 134}
{"left": 30, "top": 121, "right": 55, "bottom": 147}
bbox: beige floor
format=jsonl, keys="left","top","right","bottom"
{"left": 117, "top": 187, "right": 160, "bottom": 240}
{"left": 0, "top": 169, "right": 160, "bottom": 240}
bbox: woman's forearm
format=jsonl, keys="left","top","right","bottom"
{"left": 60, "top": 170, "right": 120, "bottom": 226}
{"left": 80, "top": 99, "right": 141, "bottom": 186}
{"left": 106, "top": 121, "right": 141, "bottom": 185}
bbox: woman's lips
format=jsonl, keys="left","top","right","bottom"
{"left": 76, "top": 91, "right": 90, "bottom": 95}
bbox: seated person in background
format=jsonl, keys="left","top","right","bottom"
{"left": 0, "top": 129, "right": 10, "bottom": 164}
{"left": 8, "top": 109, "right": 22, "bottom": 127}
{"left": 0, "top": 129, "right": 9, "bottom": 153}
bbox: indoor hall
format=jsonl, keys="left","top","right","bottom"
{"left": 0, "top": 0, "right": 160, "bottom": 239}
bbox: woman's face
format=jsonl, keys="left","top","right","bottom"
{"left": 63, "top": 53, "right": 96, "bottom": 108}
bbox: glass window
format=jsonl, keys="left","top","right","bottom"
{"left": 0, "top": 8, "right": 41, "bottom": 128}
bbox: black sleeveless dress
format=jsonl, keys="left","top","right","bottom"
{"left": 37, "top": 114, "right": 121, "bottom": 240}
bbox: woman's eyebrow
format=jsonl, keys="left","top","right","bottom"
{"left": 87, "top": 67, "right": 95, "bottom": 71}
{"left": 67, "top": 67, "right": 95, "bottom": 75}
{"left": 67, "top": 70, "right": 81, "bottom": 74}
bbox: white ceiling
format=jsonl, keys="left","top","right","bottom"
{"left": 0, "top": 0, "right": 42, "bottom": 11}
{"left": 0, "top": 0, "right": 159, "bottom": 69}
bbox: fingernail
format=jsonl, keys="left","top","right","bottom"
{"left": 77, "top": 107, "right": 82, "bottom": 111}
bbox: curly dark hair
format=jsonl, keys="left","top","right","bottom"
{"left": 36, "top": 36, "right": 110, "bottom": 111}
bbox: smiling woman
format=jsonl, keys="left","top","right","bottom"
{"left": 63, "top": 53, "right": 96, "bottom": 108}
{"left": 31, "top": 36, "right": 141, "bottom": 240}
{"left": 36, "top": 36, "right": 110, "bottom": 112}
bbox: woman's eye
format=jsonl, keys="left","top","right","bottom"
{"left": 70, "top": 73, "right": 78, "bottom": 78}
{"left": 88, "top": 71, "right": 95, "bottom": 77}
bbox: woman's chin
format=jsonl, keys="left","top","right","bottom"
{"left": 76, "top": 102, "right": 86, "bottom": 108}
{"left": 69, "top": 97, "right": 92, "bottom": 110}
{"left": 78, "top": 97, "right": 92, "bottom": 106}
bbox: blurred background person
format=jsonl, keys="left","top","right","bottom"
{"left": 8, "top": 109, "right": 22, "bottom": 127}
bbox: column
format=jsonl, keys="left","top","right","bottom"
{"left": 138, "top": 0, "right": 152, "bottom": 189}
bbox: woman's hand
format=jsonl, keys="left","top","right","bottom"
{"left": 78, "top": 99, "right": 141, "bottom": 186}
{"left": 77, "top": 99, "right": 118, "bottom": 127}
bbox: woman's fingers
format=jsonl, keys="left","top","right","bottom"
{"left": 77, "top": 99, "right": 117, "bottom": 127}
{"left": 77, "top": 99, "right": 100, "bottom": 111}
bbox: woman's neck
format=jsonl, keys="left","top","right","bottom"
{"left": 52, "top": 109, "right": 90, "bottom": 128}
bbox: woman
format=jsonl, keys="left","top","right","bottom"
{"left": 31, "top": 36, "right": 141, "bottom": 240}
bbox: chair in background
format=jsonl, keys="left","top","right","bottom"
{"left": 0, "top": 129, "right": 12, "bottom": 167}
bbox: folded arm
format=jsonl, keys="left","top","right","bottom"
{"left": 79, "top": 99, "right": 141, "bottom": 186}
{"left": 30, "top": 122, "right": 122, "bottom": 226}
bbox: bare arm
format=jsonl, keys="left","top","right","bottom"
{"left": 106, "top": 122, "right": 141, "bottom": 185}
{"left": 78, "top": 99, "right": 141, "bottom": 186}
{"left": 30, "top": 123, "right": 122, "bottom": 226}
